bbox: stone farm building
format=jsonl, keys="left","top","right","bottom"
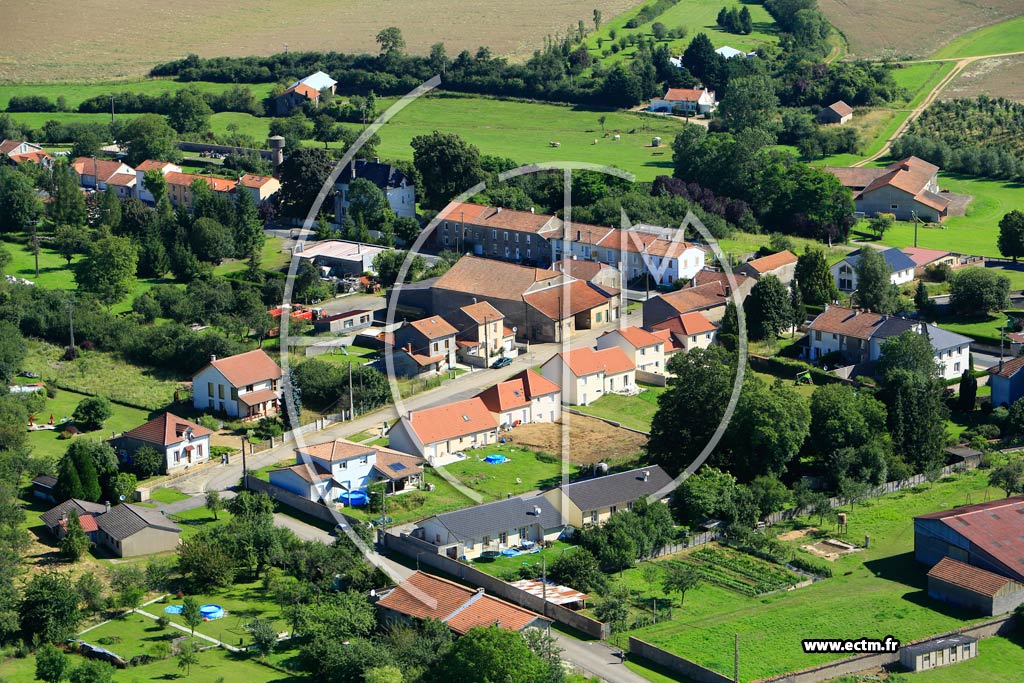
{"left": 826, "top": 156, "right": 950, "bottom": 222}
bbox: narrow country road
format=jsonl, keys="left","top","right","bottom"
{"left": 852, "top": 50, "right": 1024, "bottom": 168}
{"left": 553, "top": 633, "right": 651, "bottom": 683}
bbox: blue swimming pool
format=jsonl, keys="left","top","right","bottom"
{"left": 339, "top": 490, "right": 369, "bottom": 506}
{"left": 164, "top": 605, "right": 183, "bottom": 614}
{"left": 484, "top": 454, "right": 507, "bottom": 464}
{"left": 200, "top": 604, "right": 224, "bottom": 620}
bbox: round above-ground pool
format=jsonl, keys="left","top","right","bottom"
{"left": 164, "top": 605, "right": 183, "bottom": 614}
{"left": 199, "top": 604, "right": 224, "bottom": 620}
{"left": 484, "top": 454, "right": 507, "bottom": 464}
{"left": 479, "top": 550, "right": 501, "bottom": 560}
{"left": 500, "top": 548, "right": 521, "bottom": 557}
{"left": 339, "top": 490, "right": 369, "bottom": 507}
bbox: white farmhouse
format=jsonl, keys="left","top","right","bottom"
{"left": 540, "top": 346, "right": 636, "bottom": 406}
{"left": 191, "top": 349, "right": 282, "bottom": 419}
{"left": 648, "top": 87, "right": 717, "bottom": 115}
{"left": 113, "top": 412, "right": 213, "bottom": 474}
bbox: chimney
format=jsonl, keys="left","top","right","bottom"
{"left": 725, "top": 285, "right": 731, "bottom": 298}
{"left": 210, "top": 354, "right": 217, "bottom": 362}
{"left": 824, "top": 303, "right": 830, "bottom": 312}
{"left": 530, "top": 207, "right": 535, "bottom": 213}
{"left": 104, "top": 501, "right": 111, "bottom": 512}
{"left": 643, "top": 470, "right": 650, "bottom": 481}
{"left": 533, "top": 505, "right": 542, "bottom": 516}
{"left": 496, "top": 207, "right": 502, "bottom": 214}
{"left": 373, "top": 157, "right": 380, "bottom": 164}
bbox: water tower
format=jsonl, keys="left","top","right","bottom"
{"left": 268, "top": 135, "right": 286, "bottom": 177}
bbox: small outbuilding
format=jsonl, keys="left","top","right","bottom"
{"left": 899, "top": 634, "right": 977, "bottom": 672}
{"left": 927, "top": 556, "right": 1024, "bottom": 616}
{"left": 818, "top": 101, "right": 853, "bottom": 125}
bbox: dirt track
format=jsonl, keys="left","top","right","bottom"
{"left": 509, "top": 416, "right": 648, "bottom": 465}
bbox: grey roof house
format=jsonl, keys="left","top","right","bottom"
{"left": 413, "top": 495, "right": 567, "bottom": 560}
{"left": 543, "top": 465, "right": 673, "bottom": 527}
{"left": 94, "top": 503, "right": 181, "bottom": 558}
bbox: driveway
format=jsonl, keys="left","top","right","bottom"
{"left": 553, "top": 633, "right": 651, "bottom": 683}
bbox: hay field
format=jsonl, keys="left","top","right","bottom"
{"left": 0, "top": 0, "right": 637, "bottom": 83}
{"left": 818, "top": 0, "right": 1023, "bottom": 59}
{"left": 941, "top": 54, "right": 1024, "bottom": 101}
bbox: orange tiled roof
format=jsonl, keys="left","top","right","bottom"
{"left": 523, "top": 280, "right": 613, "bottom": 320}
{"left": 438, "top": 202, "right": 558, "bottom": 234}
{"left": 434, "top": 256, "right": 561, "bottom": 301}
{"left": 742, "top": 250, "right": 797, "bottom": 274}
{"left": 123, "top": 412, "right": 212, "bottom": 447}
{"left": 606, "top": 326, "right": 663, "bottom": 348}
{"left": 405, "top": 397, "right": 497, "bottom": 445}
{"left": 203, "top": 349, "right": 282, "bottom": 387}
{"left": 408, "top": 316, "right": 458, "bottom": 340}
{"left": 663, "top": 87, "right": 712, "bottom": 102}
{"left": 477, "top": 369, "right": 559, "bottom": 413}
{"left": 458, "top": 300, "right": 504, "bottom": 325}
{"left": 553, "top": 346, "right": 634, "bottom": 377}
{"left": 136, "top": 160, "right": 175, "bottom": 172}
{"left": 927, "top": 557, "right": 1019, "bottom": 598}
{"left": 164, "top": 171, "right": 237, "bottom": 192}
{"left": 239, "top": 174, "right": 277, "bottom": 189}
{"left": 284, "top": 83, "right": 321, "bottom": 99}
{"left": 652, "top": 312, "right": 717, "bottom": 336}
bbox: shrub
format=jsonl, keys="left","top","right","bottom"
{"left": 788, "top": 555, "right": 832, "bottom": 578}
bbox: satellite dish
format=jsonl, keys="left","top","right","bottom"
{"left": 119, "top": 494, "right": 126, "bottom": 501}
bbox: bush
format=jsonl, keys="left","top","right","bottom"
{"left": 788, "top": 555, "right": 832, "bottom": 578}
{"left": 73, "top": 395, "right": 112, "bottom": 431}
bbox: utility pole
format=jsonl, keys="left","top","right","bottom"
{"left": 734, "top": 634, "right": 739, "bottom": 683}
{"left": 241, "top": 435, "right": 249, "bottom": 489}
{"left": 541, "top": 554, "right": 548, "bottom": 617}
{"left": 483, "top": 314, "right": 490, "bottom": 361}
{"left": 913, "top": 211, "right": 919, "bottom": 248}
{"left": 110, "top": 95, "right": 115, "bottom": 125}
{"left": 30, "top": 228, "right": 40, "bottom": 278}
{"left": 348, "top": 362, "right": 355, "bottom": 420}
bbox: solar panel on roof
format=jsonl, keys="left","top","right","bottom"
{"left": 389, "top": 463, "right": 407, "bottom": 472}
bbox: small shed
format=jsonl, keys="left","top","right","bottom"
{"left": 944, "top": 446, "right": 983, "bottom": 470}
{"left": 927, "top": 556, "right": 1024, "bottom": 616}
{"left": 818, "top": 101, "right": 853, "bottom": 125}
{"left": 899, "top": 634, "right": 977, "bottom": 672}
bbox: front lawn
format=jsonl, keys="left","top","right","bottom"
{"left": 148, "top": 487, "right": 190, "bottom": 504}
{"left": 25, "top": 387, "right": 152, "bottom": 461}
{"left": 469, "top": 540, "right": 578, "bottom": 579}
{"left": 574, "top": 386, "right": 665, "bottom": 432}
{"left": 613, "top": 467, "right": 1006, "bottom": 680}
{"left": 935, "top": 311, "right": 1021, "bottom": 347}
{"left": 439, "top": 444, "right": 568, "bottom": 500}
{"left": 168, "top": 504, "right": 233, "bottom": 539}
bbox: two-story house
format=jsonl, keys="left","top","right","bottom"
{"left": 191, "top": 349, "right": 283, "bottom": 419}
{"left": 831, "top": 248, "right": 916, "bottom": 292}
{"left": 447, "top": 300, "right": 517, "bottom": 367}
{"left": 542, "top": 465, "right": 673, "bottom": 527}
{"left": 736, "top": 250, "right": 798, "bottom": 286}
{"left": 826, "top": 156, "right": 949, "bottom": 222}
{"left": 596, "top": 326, "right": 666, "bottom": 376}
{"left": 649, "top": 311, "right": 718, "bottom": 353}
{"left": 71, "top": 157, "right": 136, "bottom": 196}
{"left": 388, "top": 397, "right": 499, "bottom": 463}
{"left": 648, "top": 87, "right": 718, "bottom": 115}
{"left": 391, "top": 316, "right": 458, "bottom": 376}
{"left": 806, "top": 306, "right": 972, "bottom": 380}
{"left": 164, "top": 172, "right": 237, "bottom": 211}
{"left": 540, "top": 346, "right": 636, "bottom": 406}
{"left": 1, "top": 139, "right": 53, "bottom": 167}
{"left": 269, "top": 438, "right": 424, "bottom": 503}
{"left": 134, "top": 160, "right": 183, "bottom": 204}
{"left": 434, "top": 202, "right": 562, "bottom": 267}
{"left": 334, "top": 158, "right": 416, "bottom": 221}
{"left": 476, "top": 369, "right": 562, "bottom": 427}
{"left": 113, "top": 412, "right": 213, "bottom": 474}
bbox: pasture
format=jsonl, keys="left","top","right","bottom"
{"left": 0, "top": 0, "right": 634, "bottom": 83}
{"left": 617, "top": 467, "right": 1003, "bottom": 681}
{"left": 931, "top": 15, "right": 1024, "bottom": 59}
{"left": 818, "top": 0, "right": 1024, "bottom": 59}
{"left": 0, "top": 80, "right": 275, "bottom": 110}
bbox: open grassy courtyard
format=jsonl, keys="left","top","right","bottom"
{"left": 574, "top": 386, "right": 665, "bottom": 432}
{"left": 611, "top": 467, "right": 1007, "bottom": 681}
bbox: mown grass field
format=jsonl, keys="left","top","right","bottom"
{"left": 0, "top": 0, "right": 635, "bottom": 82}
{"left": 818, "top": 0, "right": 1024, "bottom": 59}
{"left": 877, "top": 174, "right": 1024, "bottom": 257}
{"left": 582, "top": 0, "right": 777, "bottom": 67}
{"left": 615, "top": 467, "right": 1004, "bottom": 681}
{"left": 575, "top": 386, "right": 665, "bottom": 432}
{"left": 931, "top": 15, "right": 1024, "bottom": 59}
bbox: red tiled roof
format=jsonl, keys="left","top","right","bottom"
{"left": 377, "top": 571, "right": 542, "bottom": 634}
{"left": 989, "top": 355, "right": 1024, "bottom": 379}
{"left": 459, "top": 300, "right": 503, "bottom": 325}
{"left": 434, "top": 256, "right": 561, "bottom": 301}
{"left": 203, "top": 349, "right": 282, "bottom": 387}
{"left": 656, "top": 281, "right": 729, "bottom": 315}
{"left": 553, "top": 258, "right": 613, "bottom": 281}
{"left": 273, "top": 462, "right": 332, "bottom": 484}
{"left": 59, "top": 514, "right": 99, "bottom": 534}
{"left": 0, "top": 140, "right": 23, "bottom": 155}
{"left": 405, "top": 397, "right": 497, "bottom": 445}
{"left": 692, "top": 268, "right": 750, "bottom": 289}
{"left": 297, "top": 439, "right": 375, "bottom": 463}
{"left": 239, "top": 174, "right": 277, "bottom": 189}
{"left": 741, "top": 250, "right": 797, "bottom": 274}
{"left": 283, "top": 83, "right": 321, "bottom": 99}
{"left": 653, "top": 312, "right": 717, "bottom": 336}
{"left": 825, "top": 101, "right": 853, "bottom": 117}
{"left": 237, "top": 387, "right": 280, "bottom": 406}
{"left": 106, "top": 173, "right": 136, "bottom": 187}
{"left": 604, "top": 326, "right": 662, "bottom": 348}
{"left": 650, "top": 327, "right": 684, "bottom": 351}
{"left": 165, "top": 171, "right": 237, "bottom": 192}
{"left": 927, "top": 557, "right": 1019, "bottom": 598}
{"left": 476, "top": 369, "right": 559, "bottom": 413}
{"left": 438, "top": 202, "right": 558, "bottom": 234}
{"left": 902, "top": 247, "right": 951, "bottom": 268}
{"left": 135, "top": 160, "right": 175, "bottom": 172}
{"left": 408, "top": 316, "right": 458, "bottom": 340}
{"left": 123, "top": 412, "right": 212, "bottom": 447}
{"left": 71, "top": 157, "right": 130, "bottom": 183}
{"left": 824, "top": 166, "right": 887, "bottom": 189}
{"left": 855, "top": 157, "right": 949, "bottom": 211}
{"left": 663, "top": 87, "right": 712, "bottom": 102}
{"left": 10, "top": 150, "right": 53, "bottom": 164}
{"left": 552, "top": 346, "right": 634, "bottom": 377}
{"left": 806, "top": 306, "right": 887, "bottom": 340}
{"left": 524, "top": 280, "right": 613, "bottom": 320}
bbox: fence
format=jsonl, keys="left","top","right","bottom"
{"left": 629, "top": 638, "right": 733, "bottom": 683}
{"left": 750, "top": 614, "right": 1017, "bottom": 683}
{"left": 382, "top": 531, "right": 610, "bottom": 639}
{"left": 247, "top": 415, "right": 339, "bottom": 454}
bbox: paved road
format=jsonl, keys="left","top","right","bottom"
{"left": 553, "top": 633, "right": 650, "bottom": 683}
{"left": 193, "top": 306, "right": 645, "bottom": 493}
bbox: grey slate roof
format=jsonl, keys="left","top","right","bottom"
{"left": 429, "top": 495, "right": 564, "bottom": 541}
{"left": 32, "top": 474, "right": 57, "bottom": 489}
{"left": 335, "top": 159, "right": 411, "bottom": 190}
{"left": 558, "top": 465, "right": 673, "bottom": 512}
{"left": 40, "top": 499, "right": 107, "bottom": 529}
{"left": 872, "top": 318, "right": 972, "bottom": 352}
{"left": 94, "top": 503, "right": 180, "bottom": 540}
{"left": 843, "top": 248, "right": 917, "bottom": 274}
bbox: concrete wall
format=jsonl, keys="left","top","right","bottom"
{"left": 383, "top": 531, "right": 610, "bottom": 639}
{"left": 245, "top": 475, "right": 357, "bottom": 528}
{"left": 751, "top": 615, "right": 1016, "bottom": 683}
{"left": 629, "top": 638, "right": 733, "bottom": 683}
{"left": 177, "top": 141, "right": 273, "bottom": 160}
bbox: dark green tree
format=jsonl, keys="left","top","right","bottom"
{"left": 60, "top": 509, "right": 91, "bottom": 561}
{"left": 36, "top": 643, "right": 71, "bottom": 683}
{"left": 97, "top": 187, "right": 122, "bottom": 231}
{"left": 949, "top": 267, "right": 1010, "bottom": 316}
{"left": 121, "top": 114, "right": 180, "bottom": 166}
{"left": 69, "top": 660, "right": 114, "bottom": 683}
{"left": 997, "top": 210, "right": 1024, "bottom": 262}
{"left": 182, "top": 596, "right": 203, "bottom": 636}
{"left": 853, "top": 247, "right": 899, "bottom": 314}
{"left": 722, "top": 375, "right": 810, "bottom": 480}
{"left": 795, "top": 246, "right": 838, "bottom": 306}
{"left": 74, "top": 235, "right": 138, "bottom": 307}
{"left": 233, "top": 183, "right": 265, "bottom": 258}
{"left": 411, "top": 131, "right": 485, "bottom": 209}
{"left": 431, "top": 626, "right": 548, "bottom": 683}
{"left": 132, "top": 445, "right": 164, "bottom": 478}
{"left": 789, "top": 278, "right": 805, "bottom": 332}
{"left": 989, "top": 460, "right": 1024, "bottom": 496}
{"left": 662, "top": 562, "right": 701, "bottom": 606}
{"left": 19, "top": 571, "right": 82, "bottom": 643}
{"left": 168, "top": 88, "right": 213, "bottom": 134}
{"left": 914, "top": 280, "right": 931, "bottom": 317}
{"left": 190, "top": 216, "right": 235, "bottom": 263}
{"left": 547, "top": 548, "right": 608, "bottom": 595}
{"left": 278, "top": 147, "right": 333, "bottom": 218}
{"left": 0, "top": 166, "right": 44, "bottom": 233}
{"left": 50, "top": 164, "right": 88, "bottom": 227}
{"left": 73, "top": 396, "right": 112, "bottom": 431}
{"left": 957, "top": 368, "right": 977, "bottom": 412}
{"left": 714, "top": 75, "right": 778, "bottom": 135}
{"left": 744, "top": 274, "right": 792, "bottom": 341}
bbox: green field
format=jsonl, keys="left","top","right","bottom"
{"left": 583, "top": 0, "right": 777, "bottom": 66}
{"left": 213, "top": 237, "right": 289, "bottom": 277}
{"left": 0, "top": 80, "right": 275, "bottom": 110}
{"left": 440, "top": 444, "right": 569, "bottom": 500}
{"left": 575, "top": 386, "right": 665, "bottom": 432}
{"left": 615, "top": 467, "right": 1004, "bottom": 681}
{"left": 931, "top": 16, "right": 1024, "bottom": 59}
{"left": 877, "top": 174, "right": 1024, "bottom": 257}
{"left": 24, "top": 387, "right": 152, "bottom": 461}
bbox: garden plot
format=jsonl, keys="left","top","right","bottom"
{"left": 509, "top": 415, "right": 647, "bottom": 465}
{"left": 671, "top": 546, "right": 805, "bottom": 597}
